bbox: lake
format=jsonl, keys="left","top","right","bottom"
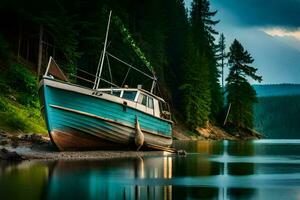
{"left": 1, "top": 140, "right": 300, "bottom": 200}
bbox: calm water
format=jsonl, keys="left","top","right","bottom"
{"left": 1, "top": 140, "right": 300, "bottom": 200}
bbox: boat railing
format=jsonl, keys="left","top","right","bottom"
{"left": 44, "top": 57, "right": 167, "bottom": 101}
{"left": 44, "top": 10, "right": 157, "bottom": 94}
{"left": 44, "top": 57, "right": 172, "bottom": 121}
{"left": 44, "top": 56, "right": 120, "bottom": 88}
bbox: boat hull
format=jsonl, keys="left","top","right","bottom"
{"left": 50, "top": 130, "right": 123, "bottom": 150}
{"left": 39, "top": 78, "right": 172, "bottom": 151}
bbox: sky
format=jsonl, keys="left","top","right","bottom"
{"left": 184, "top": 0, "right": 300, "bottom": 84}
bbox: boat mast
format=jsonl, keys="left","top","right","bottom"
{"left": 94, "top": 10, "right": 112, "bottom": 90}
{"left": 150, "top": 77, "right": 156, "bottom": 93}
{"left": 93, "top": 10, "right": 157, "bottom": 94}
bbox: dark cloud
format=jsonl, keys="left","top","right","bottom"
{"left": 211, "top": 0, "right": 300, "bottom": 28}
{"left": 185, "top": 0, "right": 300, "bottom": 83}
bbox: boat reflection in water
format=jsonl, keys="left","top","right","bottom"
{"left": 46, "top": 156, "right": 173, "bottom": 200}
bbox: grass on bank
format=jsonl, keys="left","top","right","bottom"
{"left": 0, "top": 96, "right": 47, "bottom": 134}
{"left": 0, "top": 61, "right": 47, "bottom": 135}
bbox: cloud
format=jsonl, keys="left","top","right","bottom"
{"left": 210, "top": 0, "right": 300, "bottom": 84}
{"left": 211, "top": 0, "right": 300, "bottom": 28}
{"left": 262, "top": 28, "right": 300, "bottom": 40}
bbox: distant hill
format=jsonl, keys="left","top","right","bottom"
{"left": 253, "top": 84, "right": 300, "bottom": 139}
{"left": 253, "top": 84, "right": 300, "bottom": 97}
{"left": 254, "top": 95, "right": 300, "bottom": 139}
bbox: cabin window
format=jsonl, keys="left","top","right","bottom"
{"left": 148, "top": 97, "right": 154, "bottom": 109}
{"left": 112, "top": 91, "right": 121, "bottom": 97}
{"left": 102, "top": 90, "right": 121, "bottom": 97}
{"left": 122, "top": 91, "right": 137, "bottom": 101}
{"left": 138, "top": 93, "right": 147, "bottom": 106}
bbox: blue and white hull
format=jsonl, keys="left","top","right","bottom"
{"left": 39, "top": 78, "right": 173, "bottom": 151}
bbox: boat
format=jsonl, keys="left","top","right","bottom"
{"left": 38, "top": 11, "right": 173, "bottom": 151}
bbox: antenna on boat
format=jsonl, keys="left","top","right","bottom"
{"left": 93, "top": 10, "right": 112, "bottom": 90}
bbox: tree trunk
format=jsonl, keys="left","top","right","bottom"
{"left": 17, "top": 23, "right": 23, "bottom": 60}
{"left": 37, "top": 24, "right": 44, "bottom": 77}
{"left": 223, "top": 102, "right": 231, "bottom": 126}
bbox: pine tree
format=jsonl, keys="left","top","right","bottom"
{"left": 180, "top": 35, "right": 211, "bottom": 128}
{"left": 226, "top": 39, "right": 262, "bottom": 129}
{"left": 163, "top": 0, "right": 189, "bottom": 108}
{"left": 182, "top": 0, "right": 222, "bottom": 126}
{"left": 190, "top": 0, "right": 219, "bottom": 52}
{"left": 1, "top": 0, "right": 232, "bottom": 131}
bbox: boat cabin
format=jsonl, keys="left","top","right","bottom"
{"left": 98, "top": 88, "right": 171, "bottom": 121}
{"left": 43, "top": 57, "right": 172, "bottom": 122}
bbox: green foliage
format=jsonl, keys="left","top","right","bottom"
{"left": 191, "top": 0, "right": 219, "bottom": 47}
{"left": 112, "top": 15, "right": 154, "bottom": 74}
{"left": 7, "top": 63, "right": 38, "bottom": 107}
{"left": 226, "top": 39, "right": 262, "bottom": 129}
{"left": 180, "top": 36, "right": 211, "bottom": 128}
{"left": 2, "top": 112, "right": 27, "bottom": 131}
{"left": 0, "top": 78, "right": 10, "bottom": 96}
{"left": 0, "top": 0, "right": 258, "bottom": 133}
{"left": 0, "top": 97, "right": 9, "bottom": 111}
{"left": 0, "top": 96, "right": 46, "bottom": 134}
{"left": 227, "top": 81, "right": 257, "bottom": 128}
{"left": 179, "top": 0, "right": 223, "bottom": 128}
{"left": 0, "top": 60, "right": 45, "bottom": 133}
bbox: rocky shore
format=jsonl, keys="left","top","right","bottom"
{"left": 173, "top": 123, "right": 262, "bottom": 141}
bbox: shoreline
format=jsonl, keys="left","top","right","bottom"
{"left": 2, "top": 145, "right": 169, "bottom": 161}
{"left": 173, "top": 123, "right": 262, "bottom": 141}
{"left": 0, "top": 126, "right": 261, "bottom": 161}
{"left": 0, "top": 132, "right": 173, "bottom": 161}
{"left": 0, "top": 132, "right": 171, "bottom": 161}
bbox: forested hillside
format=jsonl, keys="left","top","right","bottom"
{"left": 254, "top": 85, "right": 300, "bottom": 139}
{"left": 0, "top": 0, "right": 222, "bottom": 130}
{"left": 0, "top": 0, "right": 262, "bottom": 135}
{"left": 254, "top": 84, "right": 300, "bottom": 97}
{"left": 254, "top": 95, "right": 300, "bottom": 139}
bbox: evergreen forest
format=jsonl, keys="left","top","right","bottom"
{"left": 0, "top": 0, "right": 262, "bottom": 134}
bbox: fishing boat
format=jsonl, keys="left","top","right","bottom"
{"left": 38, "top": 11, "right": 173, "bottom": 151}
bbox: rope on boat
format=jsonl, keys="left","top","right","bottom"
{"left": 135, "top": 116, "right": 144, "bottom": 151}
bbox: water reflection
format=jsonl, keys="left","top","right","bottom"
{"left": 0, "top": 161, "right": 49, "bottom": 200}
{"left": 46, "top": 157, "right": 174, "bottom": 200}
{"left": 0, "top": 140, "right": 300, "bottom": 200}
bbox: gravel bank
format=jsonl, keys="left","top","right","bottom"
{"left": 5, "top": 145, "right": 170, "bottom": 160}
{"left": 0, "top": 132, "right": 171, "bottom": 160}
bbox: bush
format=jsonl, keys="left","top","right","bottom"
{"left": 0, "top": 79, "right": 10, "bottom": 95}
{"left": 0, "top": 96, "right": 14, "bottom": 112}
{"left": 7, "top": 64, "right": 38, "bottom": 107}
{"left": 0, "top": 97, "right": 8, "bottom": 111}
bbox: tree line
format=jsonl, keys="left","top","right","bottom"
{"left": 0, "top": 0, "right": 262, "bottom": 131}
